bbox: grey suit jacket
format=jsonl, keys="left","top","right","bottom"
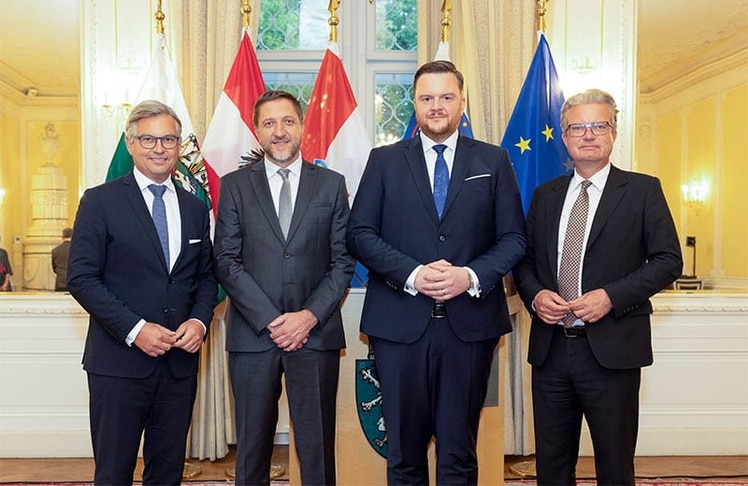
{"left": 214, "top": 160, "right": 355, "bottom": 353}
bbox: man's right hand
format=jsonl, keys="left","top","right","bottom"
{"left": 532, "top": 289, "right": 571, "bottom": 324}
{"left": 133, "top": 322, "right": 178, "bottom": 357}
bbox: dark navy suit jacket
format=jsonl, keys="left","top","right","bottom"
{"left": 68, "top": 172, "right": 217, "bottom": 379}
{"left": 348, "top": 135, "right": 527, "bottom": 343}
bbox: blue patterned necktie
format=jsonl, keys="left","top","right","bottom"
{"left": 433, "top": 144, "right": 449, "bottom": 219}
{"left": 148, "top": 184, "right": 169, "bottom": 267}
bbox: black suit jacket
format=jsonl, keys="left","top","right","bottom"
{"left": 214, "top": 160, "right": 354, "bottom": 352}
{"left": 514, "top": 165, "right": 682, "bottom": 369}
{"left": 68, "top": 172, "right": 217, "bottom": 379}
{"left": 347, "top": 135, "right": 527, "bottom": 343}
{"left": 52, "top": 240, "right": 70, "bottom": 291}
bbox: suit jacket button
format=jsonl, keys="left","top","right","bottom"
{"left": 284, "top": 253, "right": 291, "bottom": 259}
{"left": 439, "top": 235, "right": 446, "bottom": 242}
{"left": 162, "top": 306, "right": 169, "bottom": 313}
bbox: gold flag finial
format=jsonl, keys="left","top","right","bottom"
{"left": 155, "top": 0, "right": 165, "bottom": 34}
{"left": 241, "top": 0, "right": 252, "bottom": 29}
{"left": 328, "top": 0, "right": 341, "bottom": 43}
{"left": 536, "top": 0, "right": 548, "bottom": 33}
{"left": 440, "top": 0, "right": 452, "bottom": 43}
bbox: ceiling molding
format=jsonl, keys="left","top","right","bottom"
{"left": 639, "top": 48, "right": 748, "bottom": 104}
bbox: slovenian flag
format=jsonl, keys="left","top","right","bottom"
{"left": 201, "top": 29, "right": 267, "bottom": 214}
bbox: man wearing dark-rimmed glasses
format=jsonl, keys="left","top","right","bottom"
{"left": 513, "top": 89, "right": 682, "bottom": 486}
{"left": 68, "top": 99, "right": 217, "bottom": 485}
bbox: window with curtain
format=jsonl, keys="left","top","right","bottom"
{"left": 256, "top": 0, "right": 417, "bottom": 146}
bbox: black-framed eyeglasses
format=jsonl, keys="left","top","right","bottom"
{"left": 565, "top": 121, "right": 613, "bottom": 137}
{"left": 133, "top": 135, "right": 181, "bottom": 149}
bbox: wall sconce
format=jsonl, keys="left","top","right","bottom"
{"left": 680, "top": 180, "right": 709, "bottom": 213}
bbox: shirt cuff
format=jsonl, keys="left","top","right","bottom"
{"left": 464, "top": 266, "right": 481, "bottom": 297}
{"left": 125, "top": 319, "right": 147, "bottom": 346}
{"left": 404, "top": 265, "right": 423, "bottom": 296}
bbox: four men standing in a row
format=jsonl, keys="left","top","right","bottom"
{"left": 65, "top": 59, "right": 680, "bottom": 485}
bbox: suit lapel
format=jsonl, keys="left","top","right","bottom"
{"left": 248, "top": 161, "right": 287, "bottom": 243}
{"left": 122, "top": 173, "right": 169, "bottom": 270}
{"left": 288, "top": 161, "right": 317, "bottom": 241}
{"left": 588, "top": 165, "right": 627, "bottom": 249}
{"left": 545, "top": 175, "right": 572, "bottom": 283}
{"left": 442, "top": 136, "right": 471, "bottom": 220}
{"left": 403, "top": 138, "right": 439, "bottom": 222}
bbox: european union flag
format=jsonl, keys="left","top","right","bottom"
{"left": 501, "top": 34, "right": 571, "bottom": 214}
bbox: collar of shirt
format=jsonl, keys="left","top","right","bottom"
{"left": 264, "top": 155, "right": 303, "bottom": 181}
{"left": 569, "top": 162, "right": 611, "bottom": 195}
{"left": 420, "top": 131, "right": 459, "bottom": 187}
{"left": 133, "top": 167, "right": 182, "bottom": 271}
{"left": 265, "top": 156, "right": 303, "bottom": 214}
{"left": 133, "top": 167, "right": 176, "bottom": 195}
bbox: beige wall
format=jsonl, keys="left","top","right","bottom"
{"left": 637, "top": 60, "right": 748, "bottom": 289}
{"left": 0, "top": 98, "right": 80, "bottom": 276}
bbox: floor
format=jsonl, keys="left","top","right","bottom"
{"left": 0, "top": 446, "right": 746, "bottom": 483}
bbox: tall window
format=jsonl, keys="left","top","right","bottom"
{"left": 256, "top": 0, "right": 417, "bottom": 146}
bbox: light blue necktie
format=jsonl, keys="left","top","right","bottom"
{"left": 433, "top": 144, "right": 449, "bottom": 219}
{"left": 148, "top": 184, "right": 169, "bottom": 267}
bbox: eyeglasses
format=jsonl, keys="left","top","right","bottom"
{"left": 133, "top": 135, "right": 181, "bottom": 149}
{"left": 565, "top": 121, "right": 613, "bottom": 137}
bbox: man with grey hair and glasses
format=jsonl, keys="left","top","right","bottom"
{"left": 514, "top": 89, "right": 682, "bottom": 485}
{"left": 68, "top": 100, "right": 217, "bottom": 485}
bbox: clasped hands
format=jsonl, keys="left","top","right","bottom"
{"left": 268, "top": 309, "right": 317, "bottom": 353}
{"left": 414, "top": 259, "right": 471, "bottom": 301}
{"left": 134, "top": 318, "right": 205, "bottom": 357}
{"left": 532, "top": 288, "right": 612, "bottom": 325}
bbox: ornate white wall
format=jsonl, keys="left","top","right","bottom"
{"left": 1, "top": 292, "right": 746, "bottom": 457}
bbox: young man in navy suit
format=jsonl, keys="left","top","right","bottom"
{"left": 513, "top": 89, "right": 682, "bottom": 486}
{"left": 68, "top": 100, "right": 217, "bottom": 485}
{"left": 348, "top": 61, "right": 527, "bottom": 485}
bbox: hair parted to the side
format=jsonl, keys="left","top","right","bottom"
{"left": 560, "top": 88, "right": 619, "bottom": 131}
{"left": 413, "top": 60, "right": 465, "bottom": 93}
{"left": 125, "top": 100, "right": 182, "bottom": 139}
{"left": 252, "top": 90, "right": 304, "bottom": 127}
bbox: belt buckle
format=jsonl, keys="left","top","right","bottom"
{"left": 563, "top": 326, "right": 585, "bottom": 338}
{"left": 431, "top": 303, "right": 447, "bottom": 319}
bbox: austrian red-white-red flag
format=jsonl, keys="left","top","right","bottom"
{"left": 301, "top": 42, "right": 371, "bottom": 202}
{"left": 201, "top": 29, "right": 266, "bottom": 213}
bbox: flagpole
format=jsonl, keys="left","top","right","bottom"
{"left": 154, "top": 1, "right": 200, "bottom": 481}
{"left": 328, "top": 0, "right": 341, "bottom": 42}
{"left": 241, "top": 0, "right": 251, "bottom": 29}
{"left": 507, "top": 0, "right": 549, "bottom": 480}
{"left": 440, "top": 0, "right": 452, "bottom": 43}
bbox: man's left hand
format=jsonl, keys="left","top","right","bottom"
{"left": 567, "top": 288, "right": 613, "bottom": 323}
{"left": 173, "top": 319, "right": 206, "bottom": 354}
{"left": 268, "top": 309, "right": 317, "bottom": 352}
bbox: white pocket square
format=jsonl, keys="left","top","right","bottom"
{"left": 189, "top": 239, "right": 201, "bottom": 244}
{"left": 465, "top": 173, "right": 491, "bottom": 181}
